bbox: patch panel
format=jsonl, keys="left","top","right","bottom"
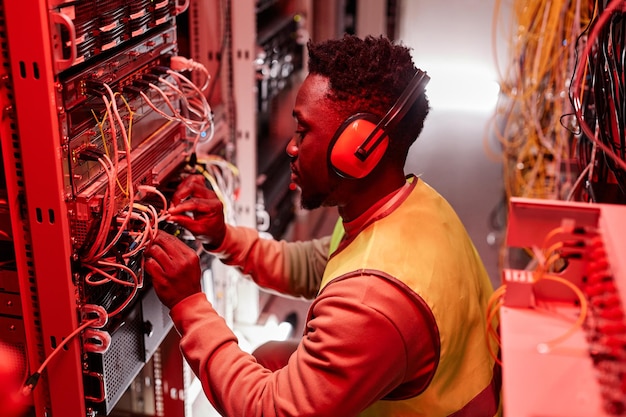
{"left": 500, "top": 198, "right": 626, "bottom": 416}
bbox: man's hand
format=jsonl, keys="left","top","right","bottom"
{"left": 144, "top": 231, "right": 202, "bottom": 309}
{"left": 168, "top": 174, "right": 227, "bottom": 248}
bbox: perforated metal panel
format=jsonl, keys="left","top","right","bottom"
{"left": 103, "top": 314, "right": 144, "bottom": 408}
{"left": 85, "top": 302, "right": 145, "bottom": 415}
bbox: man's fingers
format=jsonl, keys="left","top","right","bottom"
{"left": 171, "top": 175, "right": 212, "bottom": 206}
{"left": 146, "top": 234, "right": 171, "bottom": 263}
{"left": 167, "top": 198, "right": 222, "bottom": 217}
{"left": 168, "top": 199, "right": 202, "bottom": 215}
{"left": 166, "top": 215, "right": 192, "bottom": 229}
{"left": 144, "top": 256, "right": 164, "bottom": 278}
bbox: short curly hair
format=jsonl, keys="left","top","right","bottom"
{"left": 307, "top": 34, "right": 430, "bottom": 162}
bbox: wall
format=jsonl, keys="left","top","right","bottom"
{"left": 398, "top": 0, "right": 507, "bottom": 286}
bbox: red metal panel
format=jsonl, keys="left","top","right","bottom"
{"left": 160, "top": 330, "right": 185, "bottom": 417}
{"left": 2, "top": 1, "right": 86, "bottom": 416}
{"left": 501, "top": 198, "right": 626, "bottom": 415}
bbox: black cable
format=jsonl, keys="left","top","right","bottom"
{"left": 593, "top": 11, "right": 626, "bottom": 196}
{"left": 566, "top": 1, "right": 598, "bottom": 185}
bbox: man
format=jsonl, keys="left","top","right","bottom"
{"left": 145, "top": 34, "right": 501, "bottom": 416}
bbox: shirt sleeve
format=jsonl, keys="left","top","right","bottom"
{"left": 207, "top": 224, "right": 331, "bottom": 299}
{"left": 170, "top": 274, "right": 438, "bottom": 417}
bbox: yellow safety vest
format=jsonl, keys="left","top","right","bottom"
{"left": 322, "top": 177, "right": 500, "bottom": 417}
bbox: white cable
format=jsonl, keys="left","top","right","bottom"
{"left": 170, "top": 55, "right": 211, "bottom": 91}
{"left": 84, "top": 155, "right": 116, "bottom": 262}
{"left": 93, "top": 88, "right": 135, "bottom": 260}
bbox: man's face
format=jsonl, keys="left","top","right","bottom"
{"left": 287, "top": 74, "right": 343, "bottom": 210}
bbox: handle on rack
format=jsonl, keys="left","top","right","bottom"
{"left": 49, "top": 11, "right": 77, "bottom": 73}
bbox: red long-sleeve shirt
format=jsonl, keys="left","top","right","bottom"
{"left": 170, "top": 185, "right": 440, "bottom": 416}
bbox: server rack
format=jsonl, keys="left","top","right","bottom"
{"left": 0, "top": 1, "right": 212, "bottom": 416}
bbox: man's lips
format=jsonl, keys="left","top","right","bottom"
{"left": 290, "top": 165, "right": 299, "bottom": 183}
{"left": 290, "top": 165, "right": 300, "bottom": 190}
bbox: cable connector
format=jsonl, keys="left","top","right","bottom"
{"left": 151, "top": 66, "right": 171, "bottom": 75}
{"left": 78, "top": 146, "right": 105, "bottom": 162}
{"left": 132, "top": 79, "right": 152, "bottom": 88}
{"left": 132, "top": 203, "right": 150, "bottom": 212}
{"left": 170, "top": 56, "right": 204, "bottom": 72}
{"left": 122, "top": 85, "right": 144, "bottom": 96}
{"left": 135, "top": 185, "right": 158, "bottom": 200}
{"left": 22, "top": 372, "right": 40, "bottom": 395}
{"left": 82, "top": 79, "right": 107, "bottom": 96}
{"left": 142, "top": 73, "right": 162, "bottom": 83}
{"left": 186, "top": 151, "right": 198, "bottom": 168}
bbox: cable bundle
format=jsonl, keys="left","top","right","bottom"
{"left": 569, "top": 0, "right": 626, "bottom": 203}
{"left": 493, "top": 0, "right": 595, "bottom": 201}
{"left": 492, "top": 0, "right": 626, "bottom": 204}
{"left": 78, "top": 56, "right": 215, "bottom": 319}
{"left": 80, "top": 81, "right": 169, "bottom": 317}
{"left": 137, "top": 64, "right": 215, "bottom": 148}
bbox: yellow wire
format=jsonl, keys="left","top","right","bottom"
{"left": 91, "top": 108, "right": 109, "bottom": 156}
{"left": 485, "top": 285, "right": 507, "bottom": 366}
{"left": 90, "top": 92, "right": 136, "bottom": 197}
{"left": 195, "top": 165, "right": 227, "bottom": 208}
{"left": 115, "top": 92, "right": 134, "bottom": 148}
{"left": 534, "top": 273, "right": 588, "bottom": 353}
{"left": 199, "top": 155, "right": 240, "bottom": 176}
{"left": 492, "top": 0, "right": 593, "bottom": 202}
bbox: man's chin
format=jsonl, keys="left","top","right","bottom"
{"left": 300, "top": 200, "right": 321, "bottom": 211}
{"left": 300, "top": 193, "right": 325, "bottom": 211}
{"left": 301, "top": 195, "right": 337, "bottom": 211}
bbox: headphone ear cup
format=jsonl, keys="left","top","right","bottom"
{"left": 329, "top": 113, "right": 389, "bottom": 179}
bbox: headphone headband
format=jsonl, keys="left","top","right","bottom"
{"left": 354, "top": 70, "right": 430, "bottom": 161}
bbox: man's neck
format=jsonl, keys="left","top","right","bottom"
{"left": 337, "top": 172, "right": 407, "bottom": 222}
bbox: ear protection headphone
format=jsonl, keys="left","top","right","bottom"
{"left": 328, "top": 70, "right": 430, "bottom": 179}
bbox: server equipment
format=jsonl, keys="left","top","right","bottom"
{"left": 0, "top": 1, "right": 214, "bottom": 416}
